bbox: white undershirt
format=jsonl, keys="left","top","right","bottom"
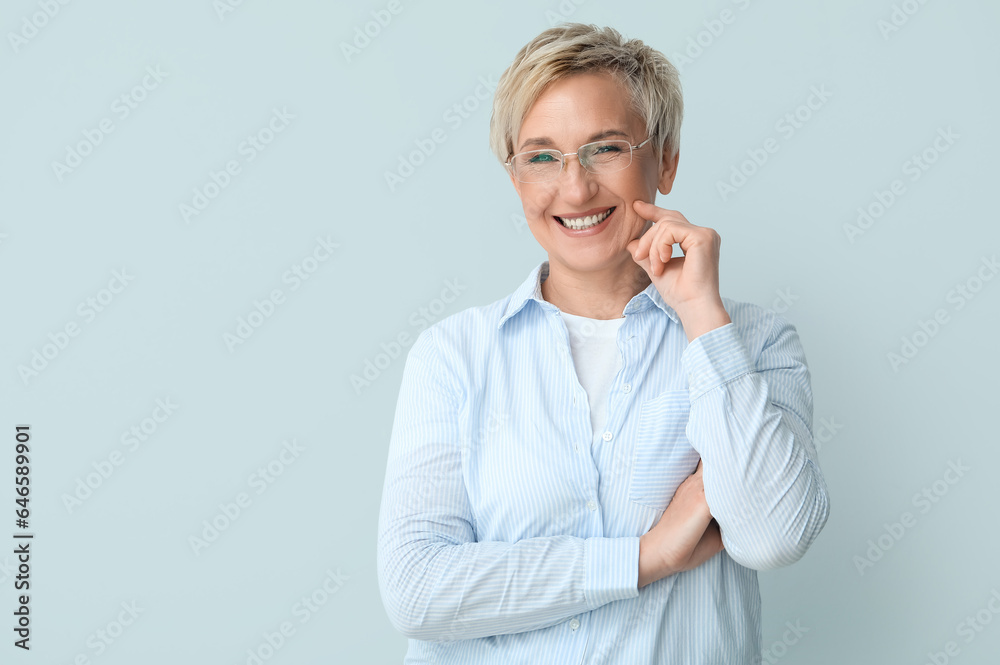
{"left": 558, "top": 310, "right": 625, "bottom": 442}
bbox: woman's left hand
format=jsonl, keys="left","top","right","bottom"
{"left": 626, "top": 200, "right": 724, "bottom": 316}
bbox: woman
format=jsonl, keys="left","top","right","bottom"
{"left": 377, "top": 22, "right": 830, "bottom": 664}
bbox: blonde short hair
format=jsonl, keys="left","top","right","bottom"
{"left": 489, "top": 22, "right": 683, "bottom": 169}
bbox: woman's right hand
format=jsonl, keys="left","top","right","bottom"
{"left": 637, "top": 459, "right": 725, "bottom": 588}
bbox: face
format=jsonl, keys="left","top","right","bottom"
{"left": 508, "top": 71, "right": 679, "bottom": 276}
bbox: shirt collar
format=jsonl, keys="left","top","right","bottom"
{"left": 497, "top": 260, "right": 679, "bottom": 330}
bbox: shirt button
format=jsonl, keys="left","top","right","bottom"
{"left": 586, "top": 500, "right": 597, "bottom": 511}
{"left": 602, "top": 431, "right": 612, "bottom": 441}
{"left": 569, "top": 618, "right": 580, "bottom": 630}
{"left": 622, "top": 383, "right": 631, "bottom": 393}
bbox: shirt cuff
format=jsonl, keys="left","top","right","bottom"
{"left": 680, "top": 322, "right": 754, "bottom": 402}
{"left": 584, "top": 536, "right": 640, "bottom": 607}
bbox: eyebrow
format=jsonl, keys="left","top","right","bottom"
{"left": 518, "top": 129, "right": 631, "bottom": 152}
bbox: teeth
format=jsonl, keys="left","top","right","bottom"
{"left": 558, "top": 207, "right": 613, "bottom": 230}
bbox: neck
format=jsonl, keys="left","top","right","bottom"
{"left": 541, "top": 256, "right": 651, "bottom": 320}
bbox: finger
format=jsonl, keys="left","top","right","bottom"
{"left": 659, "top": 244, "right": 671, "bottom": 266}
{"left": 637, "top": 220, "right": 658, "bottom": 260}
{"left": 642, "top": 221, "right": 678, "bottom": 267}
{"left": 633, "top": 199, "right": 691, "bottom": 227}
{"left": 632, "top": 199, "right": 675, "bottom": 220}
{"left": 644, "top": 224, "right": 668, "bottom": 275}
{"left": 632, "top": 199, "right": 659, "bottom": 216}
{"left": 647, "top": 219, "right": 700, "bottom": 264}
{"left": 637, "top": 201, "right": 689, "bottom": 225}
{"left": 626, "top": 238, "right": 639, "bottom": 258}
{"left": 647, "top": 225, "right": 673, "bottom": 275}
{"left": 630, "top": 223, "right": 655, "bottom": 261}
{"left": 634, "top": 207, "right": 668, "bottom": 261}
{"left": 649, "top": 239, "right": 662, "bottom": 276}
{"left": 628, "top": 240, "right": 651, "bottom": 273}
{"left": 633, "top": 225, "right": 653, "bottom": 268}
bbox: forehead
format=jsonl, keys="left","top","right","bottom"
{"left": 515, "top": 71, "right": 641, "bottom": 150}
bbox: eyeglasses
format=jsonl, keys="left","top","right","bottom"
{"left": 505, "top": 136, "right": 653, "bottom": 183}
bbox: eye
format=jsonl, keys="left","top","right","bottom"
{"left": 528, "top": 151, "right": 558, "bottom": 163}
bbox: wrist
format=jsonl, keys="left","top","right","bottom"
{"left": 675, "top": 299, "right": 731, "bottom": 343}
{"left": 638, "top": 533, "right": 672, "bottom": 588}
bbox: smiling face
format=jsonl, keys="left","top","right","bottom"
{"left": 508, "top": 70, "right": 679, "bottom": 278}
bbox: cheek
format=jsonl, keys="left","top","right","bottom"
{"left": 616, "top": 208, "right": 641, "bottom": 229}
{"left": 618, "top": 211, "right": 650, "bottom": 241}
{"left": 522, "top": 194, "right": 554, "bottom": 222}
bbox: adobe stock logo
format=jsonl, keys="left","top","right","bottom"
{"left": 239, "top": 567, "right": 350, "bottom": 664}
{"left": 18, "top": 268, "right": 135, "bottom": 386}
{"left": 8, "top": 0, "right": 73, "bottom": 53}
{"left": 51, "top": 66, "right": 169, "bottom": 182}
{"left": 213, "top": 0, "right": 249, "bottom": 21}
{"left": 179, "top": 107, "right": 295, "bottom": 224}
{"left": 716, "top": 84, "right": 832, "bottom": 202}
{"left": 877, "top": 0, "right": 932, "bottom": 40}
{"left": 843, "top": 127, "right": 959, "bottom": 244}
{"left": 384, "top": 76, "right": 498, "bottom": 192}
{"left": 188, "top": 439, "right": 305, "bottom": 556}
{"left": 351, "top": 278, "right": 467, "bottom": 395}
{"left": 886, "top": 255, "right": 997, "bottom": 372}
{"left": 853, "top": 459, "right": 969, "bottom": 575}
{"left": 62, "top": 398, "right": 179, "bottom": 514}
{"left": 923, "top": 588, "right": 1000, "bottom": 665}
{"left": 668, "top": 0, "right": 754, "bottom": 74}
{"left": 340, "top": 0, "right": 404, "bottom": 63}
{"left": 223, "top": 235, "right": 339, "bottom": 352}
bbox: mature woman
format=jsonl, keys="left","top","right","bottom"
{"left": 377, "top": 22, "right": 830, "bottom": 664}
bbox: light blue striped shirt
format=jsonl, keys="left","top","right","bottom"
{"left": 377, "top": 260, "right": 830, "bottom": 664}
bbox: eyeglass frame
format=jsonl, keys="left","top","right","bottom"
{"left": 504, "top": 135, "right": 655, "bottom": 183}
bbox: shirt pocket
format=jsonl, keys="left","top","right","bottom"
{"left": 628, "top": 389, "right": 699, "bottom": 512}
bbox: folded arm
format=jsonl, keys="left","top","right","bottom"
{"left": 680, "top": 313, "right": 831, "bottom": 570}
{"left": 377, "top": 327, "right": 640, "bottom": 641}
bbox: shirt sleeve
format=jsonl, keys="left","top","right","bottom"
{"left": 377, "top": 326, "right": 640, "bottom": 641}
{"left": 679, "top": 313, "right": 831, "bottom": 570}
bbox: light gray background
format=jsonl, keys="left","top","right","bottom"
{"left": 2, "top": 0, "right": 998, "bottom": 663}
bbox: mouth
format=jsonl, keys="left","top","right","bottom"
{"left": 554, "top": 206, "right": 616, "bottom": 230}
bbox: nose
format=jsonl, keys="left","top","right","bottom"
{"left": 558, "top": 153, "right": 597, "bottom": 201}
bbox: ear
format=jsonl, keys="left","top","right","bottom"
{"left": 507, "top": 166, "right": 522, "bottom": 198}
{"left": 657, "top": 147, "right": 680, "bottom": 196}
